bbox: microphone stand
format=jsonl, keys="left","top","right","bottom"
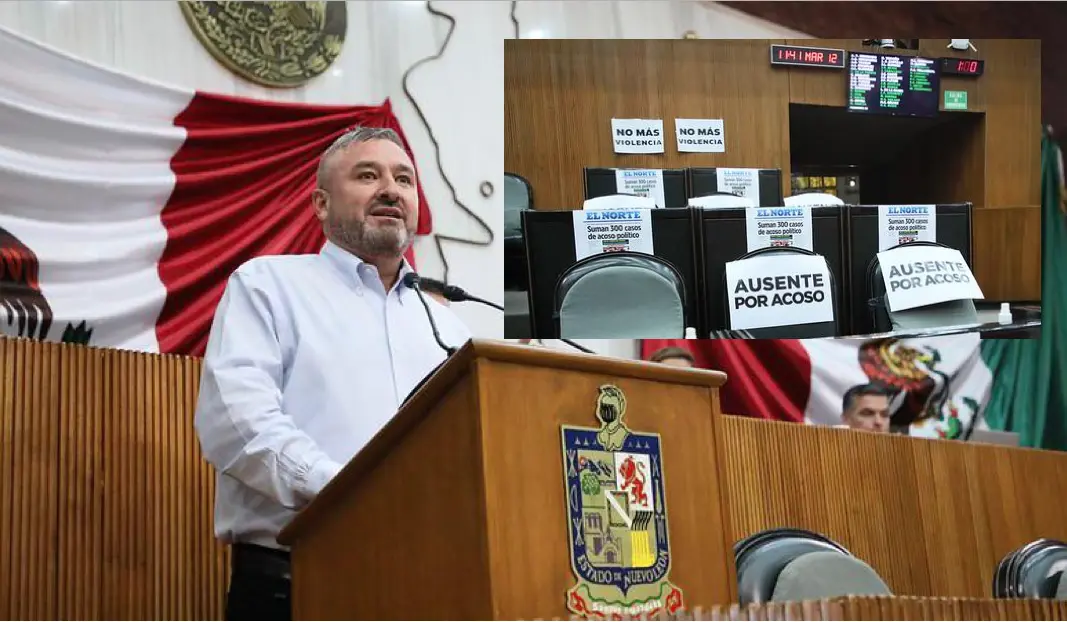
{"left": 404, "top": 273, "right": 457, "bottom": 356}
{"left": 422, "top": 279, "right": 594, "bottom": 355}
{"left": 399, "top": 273, "right": 458, "bottom": 407}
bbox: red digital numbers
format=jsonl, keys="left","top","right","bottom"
{"left": 771, "top": 45, "right": 845, "bottom": 68}
{"left": 956, "top": 60, "right": 980, "bottom": 73}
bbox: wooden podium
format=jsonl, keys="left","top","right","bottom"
{"left": 278, "top": 340, "right": 736, "bottom": 620}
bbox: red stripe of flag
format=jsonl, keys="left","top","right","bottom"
{"left": 157, "top": 93, "right": 429, "bottom": 356}
{"left": 641, "top": 339, "right": 812, "bottom": 422}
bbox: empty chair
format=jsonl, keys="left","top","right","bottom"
{"left": 734, "top": 528, "right": 892, "bottom": 605}
{"left": 993, "top": 539, "right": 1067, "bottom": 599}
{"left": 554, "top": 251, "right": 686, "bottom": 338}
{"left": 723, "top": 246, "right": 840, "bottom": 338}
{"left": 689, "top": 192, "right": 756, "bottom": 209}
{"left": 785, "top": 192, "right": 845, "bottom": 207}
{"left": 583, "top": 194, "right": 657, "bottom": 210}
{"left": 866, "top": 241, "right": 979, "bottom": 333}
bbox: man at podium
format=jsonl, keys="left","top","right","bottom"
{"left": 193, "top": 127, "right": 470, "bottom": 621}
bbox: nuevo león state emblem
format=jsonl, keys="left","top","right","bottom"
{"left": 561, "top": 385, "right": 684, "bottom": 619}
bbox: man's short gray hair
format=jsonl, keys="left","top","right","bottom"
{"left": 316, "top": 126, "right": 405, "bottom": 189}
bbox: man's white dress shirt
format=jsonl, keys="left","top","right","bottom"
{"left": 194, "top": 241, "right": 471, "bottom": 549}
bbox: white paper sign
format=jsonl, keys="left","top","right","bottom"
{"left": 611, "top": 118, "right": 665, "bottom": 154}
{"left": 746, "top": 206, "right": 814, "bottom": 251}
{"left": 717, "top": 168, "right": 761, "bottom": 200}
{"left": 725, "top": 254, "right": 835, "bottom": 330}
{"left": 675, "top": 118, "right": 725, "bottom": 153}
{"left": 572, "top": 207, "right": 655, "bottom": 260}
{"left": 877, "top": 245, "right": 984, "bottom": 312}
{"left": 878, "top": 205, "right": 937, "bottom": 250}
{"left": 614, "top": 169, "right": 665, "bottom": 208}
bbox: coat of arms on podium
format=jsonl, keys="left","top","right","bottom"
{"left": 560, "top": 384, "right": 684, "bottom": 619}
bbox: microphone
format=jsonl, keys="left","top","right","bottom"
{"left": 421, "top": 276, "right": 594, "bottom": 355}
{"left": 417, "top": 276, "right": 503, "bottom": 311}
{"left": 402, "top": 273, "right": 457, "bottom": 356}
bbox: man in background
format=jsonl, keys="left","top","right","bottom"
{"left": 648, "top": 346, "right": 695, "bottom": 368}
{"left": 841, "top": 383, "right": 892, "bottom": 433}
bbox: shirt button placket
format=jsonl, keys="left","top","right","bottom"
{"left": 384, "top": 295, "right": 404, "bottom": 405}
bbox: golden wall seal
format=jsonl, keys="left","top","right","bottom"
{"left": 179, "top": 1, "right": 347, "bottom": 88}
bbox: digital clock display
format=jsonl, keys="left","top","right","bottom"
{"left": 940, "top": 57, "right": 985, "bottom": 76}
{"left": 770, "top": 44, "right": 847, "bottom": 69}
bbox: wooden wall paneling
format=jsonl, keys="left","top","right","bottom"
{"left": 873, "top": 432, "right": 929, "bottom": 597}
{"left": 975, "top": 39, "right": 1042, "bottom": 209}
{"left": 101, "top": 347, "right": 122, "bottom": 618}
{"left": 10, "top": 338, "right": 61, "bottom": 620}
{"left": 1017, "top": 448, "right": 1067, "bottom": 542}
{"left": 0, "top": 338, "right": 10, "bottom": 619}
{"left": 961, "top": 445, "right": 995, "bottom": 599}
{"left": 153, "top": 354, "right": 168, "bottom": 619}
{"left": 973, "top": 39, "right": 1041, "bottom": 300}
{"left": 976, "top": 445, "right": 1022, "bottom": 588}
{"left": 57, "top": 344, "right": 98, "bottom": 619}
{"left": 0, "top": 337, "right": 225, "bottom": 620}
{"left": 971, "top": 205, "right": 1043, "bottom": 301}
{"left": 720, "top": 416, "right": 1067, "bottom": 600}
{"left": 937, "top": 441, "right": 985, "bottom": 596}
{"left": 846, "top": 426, "right": 904, "bottom": 592}
{"left": 504, "top": 39, "right": 793, "bottom": 209}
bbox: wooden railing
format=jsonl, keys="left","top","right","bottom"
{"left": 0, "top": 336, "right": 225, "bottom": 620}
{"left": 3, "top": 336, "right": 1067, "bottom": 618}
{"left": 539, "top": 596, "right": 1067, "bottom": 620}
{"left": 721, "top": 417, "right": 1067, "bottom": 598}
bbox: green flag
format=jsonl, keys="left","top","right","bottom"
{"left": 979, "top": 130, "right": 1067, "bottom": 450}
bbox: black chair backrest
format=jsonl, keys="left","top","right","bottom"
{"left": 553, "top": 250, "right": 687, "bottom": 334}
{"left": 722, "top": 246, "right": 840, "bottom": 338}
{"left": 994, "top": 539, "right": 1067, "bottom": 599}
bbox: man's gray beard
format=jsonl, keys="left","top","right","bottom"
{"left": 328, "top": 216, "right": 412, "bottom": 257}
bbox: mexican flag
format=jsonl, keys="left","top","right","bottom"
{"left": 641, "top": 335, "right": 993, "bottom": 440}
{"left": 976, "top": 130, "right": 1067, "bottom": 451}
{"left": 0, "top": 25, "right": 430, "bottom": 356}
